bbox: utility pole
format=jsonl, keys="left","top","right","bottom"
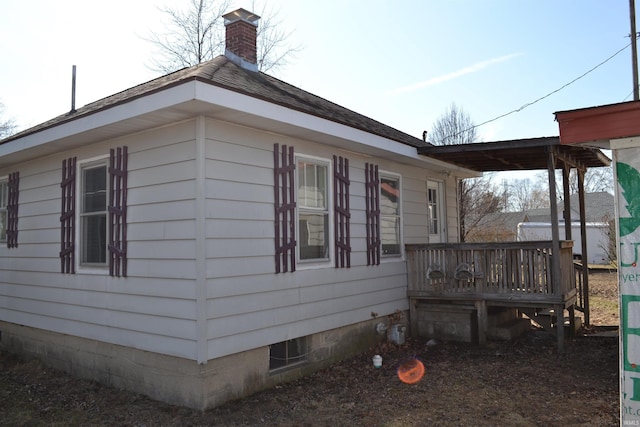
{"left": 631, "top": 0, "right": 639, "bottom": 100}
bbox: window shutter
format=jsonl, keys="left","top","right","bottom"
{"left": 274, "top": 144, "right": 296, "bottom": 273}
{"left": 333, "top": 155, "right": 351, "bottom": 268}
{"left": 7, "top": 171, "right": 19, "bottom": 248}
{"left": 60, "top": 157, "right": 76, "bottom": 274}
{"left": 108, "top": 146, "right": 128, "bottom": 277}
{"left": 365, "top": 163, "right": 381, "bottom": 266}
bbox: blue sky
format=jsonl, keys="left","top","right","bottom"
{"left": 0, "top": 0, "right": 636, "bottom": 146}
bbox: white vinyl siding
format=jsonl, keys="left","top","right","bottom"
{"left": 0, "top": 121, "right": 200, "bottom": 360}
{"left": 0, "top": 116, "right": 460, "bottom": 364}
{"left": 203, "top": 120, "right": 421, "bottom": 359}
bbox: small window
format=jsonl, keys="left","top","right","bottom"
{"left": 380, "top": 175, "right": 401, "bottom": 256}
{"left": 269, "top": 337, "right": 307, "bottom": 370}
{"left": 297, "top": 159, "right": 330, "bottom": 262}
{"left": 80, "top": 163, "right": 107, "bottom": 265}
{"left": 0, "top": 180, "right": 6, "bottom": 242}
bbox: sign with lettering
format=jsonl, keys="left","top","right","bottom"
{"left": 618, "top": 149, "right": 640, "bottom": 423}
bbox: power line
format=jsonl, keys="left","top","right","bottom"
{"left": 441, "top": 42, "right": 632, "bottom": 142}
{"left": 623, "top": 88, "right": 635, "bottom": 102}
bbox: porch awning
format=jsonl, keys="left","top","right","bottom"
{"left": 418, "top": 136, "right": 610, "bottom": 172}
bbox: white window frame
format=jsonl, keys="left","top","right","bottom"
{"left": 379, "top": 171, "right": 403, "bottom": 259}
{"left": 427, "top": 179, "right": 446, "bottom": 242}
{"left": 269, "top": 336, "right": 308, "bottom": 371}
{"left": 77, "top": 155, "right": 109, "bottom": 273}
{"left": 0, "top": 178, "right": 7, "bottom": 242}
{"left": 295, "top": 154, "right": 333, "bottom": 268}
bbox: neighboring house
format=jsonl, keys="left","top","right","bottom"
{"left": 0, "top": 9, "right": 476, "bottom": 409}
{"left": 568, "top": 192, "right": 615, "bottom": 221}
{"left": 465, "top": 211, "right": 529, "bottom": 242}
{"left": 465, "top": 192, "right": 614, "bottom": 263}
{"left": 467, "top": 192, "right": 614, "bottom": 242}
{"left": 524, "top": 192, "right": 614, "bottom": 223}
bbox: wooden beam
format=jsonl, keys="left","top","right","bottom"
{"left": 562, "top": 165, "right": 572, "bottom": 241}
{"left": 577, "top": 169, "right": 590, "bottom": 326}
{"left": 556, "top": 303, "right": 565, "bottom": 353}
{"left": 556, "top": 149, "right": 587, "bottom": 172}
{"left": 479, "top": 151, "right": 527, "bottom": 169}
{"left": 475, "top": 300, "right": 488, "bottom": 345}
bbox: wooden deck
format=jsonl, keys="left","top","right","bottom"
{"left": 405, "top": 241, "right": 578, "bottom": 350}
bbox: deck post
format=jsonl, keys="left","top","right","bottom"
{"left": 409, "top": 298, "right": 418, "bottom": 338}
{"left": 568, "top": 305, "right": 576, "bottom": 337}
{"left": 555, "top": 303, "right": 565, "bottom": 352}
{"left": 548, "top": 147, "right": 566, "bottom": 352}
{"left": 475, "top": 299, "right": 487, "bottom": 345}
{"left": 577, "top": 169, "right": 590, "bottom": 325}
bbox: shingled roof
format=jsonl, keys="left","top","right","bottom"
{"left": 1, "top": 56, "right": 427, "bottom": 149}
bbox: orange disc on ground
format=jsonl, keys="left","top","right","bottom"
{"left": 397, "top": 359, "right": 425, "bottom": 384}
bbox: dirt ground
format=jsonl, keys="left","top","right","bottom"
{"left": 0, "top": 271, "right": 621, "bottom": 426}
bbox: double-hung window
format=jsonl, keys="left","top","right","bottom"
{"left": 80, "top": 162, "right": 108, "bottom": 266}
{"left": 297, "top": 158, "right": 330, "bottom": 262}
{"left": 0, "top": 180, "right": 6, "bottom": 242}
{"left": 380, "top": 174, "right": 401, "bottom": 257}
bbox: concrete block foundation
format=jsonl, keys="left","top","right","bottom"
{"left": 0, "top": 317, "right": 393, "bottom": 410}
{"left": 416, "top": 303, "right": 478, "bottom": 343}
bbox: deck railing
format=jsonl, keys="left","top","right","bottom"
{"left": 405, "top": 241, "right": 576, "bottom": 302}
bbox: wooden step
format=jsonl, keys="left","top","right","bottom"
{"left": 520, "top": 308, "right": 554, "bottom": 331}
{"left": 488, "top": 318, "right": 531, "bottom": 340}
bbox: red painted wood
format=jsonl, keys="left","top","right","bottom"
{"left": 273, "top": 144, "right": 296, "bottom": 273}
{"left": 60, "top": 157, "right": 76, "bottom": 274}
{"left": 108, "top": 146, "right": 128, "bottom": 277}
{"left": 365, "top": 163, "right": 380, "bottom": 266}
{"left": 555, "top": 101, "right": 640, "bottom": 145}
{"left": 7, "top": 171, "right": 19, "bottom": 248}
{"left": 333, "top": 155, "right": 351, "bottom": 268}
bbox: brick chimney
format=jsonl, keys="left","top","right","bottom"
{"left": 222, "top": 8, "right": 261, "bottom": 71}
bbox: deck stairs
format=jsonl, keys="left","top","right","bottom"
{"left": 486, "top": 308, "right": 532, "bottom": 340}
{"left": 520, "top": 308, "right": 582, "bottom": 334}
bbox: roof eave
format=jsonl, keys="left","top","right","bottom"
{"left": 0, "top": 79, "right": 476, "bottom": 175}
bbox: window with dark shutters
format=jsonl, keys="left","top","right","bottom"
{"left": 6, "top": 172, "right": 19, "bottom": 248}
{"left": 273, "top": 143, "right": 296, "bottom": 273}
{"left": 333, "top": 155, "right": 350, "bottom": 268}
{"left": 365, "top": 163, "right": 381, "bottom": 266}
{"left": 108, "top": 146, "right": 128, "bottom": 277}
{"left": 60, "top": 157, "right": 77, "bottom": 274}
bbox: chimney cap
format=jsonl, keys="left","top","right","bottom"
{"left": 223, "top": 8, "right": 260, "bottom": 26}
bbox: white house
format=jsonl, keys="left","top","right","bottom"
{"left": 0, "top": 9, "right": 476, "bottom": 409}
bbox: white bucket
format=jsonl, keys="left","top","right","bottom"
{"left": 372, "top": 354, "right": 382, "bottom": 368}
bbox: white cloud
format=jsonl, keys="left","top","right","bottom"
{"left": 389, "top": 53, "right": 523, "bottom": 95}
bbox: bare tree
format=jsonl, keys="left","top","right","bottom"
{"left": 252, "top": 2, "right": 300, "bottom": 73}
{"left": 0, "top": 101, "right": 16, "bottom": 139}
{"left": 459, "top": 176, "right": 506, "bottom": 242}
{"left": 557, "top": 167, "right": 613, "bottom": 196}
{"left": 145, "top": 0, "right": 301, "bottom": 74}
{"left": 508, "top": 178, "right": 549, "bottom": 212}
{"left": 430, "top": 103, "right": 504, "bottom": 241}
{"left": 429, "top": 103, "right": 477, "bottom": 146}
